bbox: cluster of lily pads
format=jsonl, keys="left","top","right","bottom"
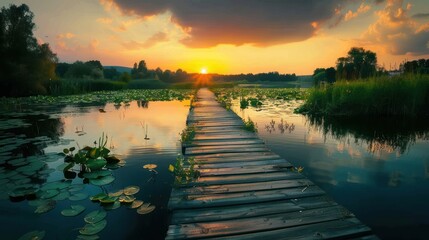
{"left": 0, "top": 89, "right": 194, "bottom": 110}
{"left": 211, "top": 88, "right": 308, "bottom": 102}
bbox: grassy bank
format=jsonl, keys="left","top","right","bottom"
{"left": 298, "top": 75, "right": 429, "bottom": 116}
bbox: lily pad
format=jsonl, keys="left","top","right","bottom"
{"left": 83, "top": 170, "right": 111, "bottom": 179}
{"left": 108, "top": 189, "right": 123, "bottom": 197}
{"left": 128, "top": 200, "right": 143, "bottom": 209}
{"left": 68, "top": 184, "right": 85, "bottom": 192}
{"left": 89, "top": 175, "right": 115, "bottom": 186}
{"left": 84, "top": 210, "right": 107, "bottom": 224}
{"left": 77, "top": 235, "right": 100, "bottom": 240}
{"left": 137, "top": 203, "right": 155, "bottom": 215}
{"left": 52, "top": 191, "right": 71, "bottom": 201}
{"left": 79, "top": 219, "right": 107, "bottom": 235}
{"left": 119, "top": 195, "right": 136, "bottom": 203}
{"left": 35, "top": 200, "right": 56, "bottom": 214}
{"left": 90, "top": 193, "right": 108, "bottom": 202}
{"left": 99, "top": 196, "right": 118, "bottom": 204}
{"left": 40, "top": 189, "right": 60, "bottom": 199}
{"left": 123, "top": 186, "right": 140, "bottom": 195}
{"left": 103, "top": 201, "right": 121, "bottom": 210}
{"left": 143, "top": 164, "right": 157, "bottom": 170}
{"left": 69, "top": 193, "right": 88, "bottom": 201}
{"left": 86, "top": 158, "right": 107, "bottom": 171}
{"left": 18, "top": 230, "right": 45, "bottom": 240}
{"left": 41, "top": 180, "right": 71, "bottom": 191}
{"left": 61, "top": 205, "right": 85, "bottom": 217}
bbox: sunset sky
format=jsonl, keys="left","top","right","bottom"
{"left": 3, "top": 0, "right": 429, "bottom": 75}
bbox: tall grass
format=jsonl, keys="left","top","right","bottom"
{"left": 46, "top": 78, "right": 126, "bottom": 95}
{"left": 298, "top": 74, "right": 429, "bottom": 116}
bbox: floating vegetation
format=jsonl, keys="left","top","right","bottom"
{"left": 84, "top": 210, "right": 107, "bottom": 224}
{"left": 137, "top": 203, "right": 156, "bottom": 215}
{"left": 169, "top": 155, "right": 200, "bottom": 184}
{"left": 61, "top": 205, "right": 86, "bottom": 217}
{"left": 128, "top": 200, "right": 144, "bottom": 209}
{"left": 69, "top": 193, "right": 88, "bottom": 201}
{"left": 123, "top": 186, "right": 140, "bottom": 196}
{"left": 34, "top": 200, "right": 56, "bottom": 214}
{"left": 18, "top": 230, "right": 46, "bottom": 240}
{"left": 180, "top": 125, "right": 196, "bottom": 144}
{"left": 89, "top": 175, "right": 115, "bottom": 186}
{"left": 79, "top": 219, "right": 107, "bottom": 236}
{"left": 108, "top": 189, "right": 123, "bottom": 197}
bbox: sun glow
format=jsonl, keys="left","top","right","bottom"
{"left": 200, "top": 68, "right": 208, "bottom": 74}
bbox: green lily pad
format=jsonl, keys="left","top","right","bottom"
{"left": 137, "top": 203, "right": 155, "bottom": 215}
{"left": 18, "top": 230, "right": 45, "bottom": 240}
{"left": 61, "top": 205, "right": 85, "bottom": 217}
{"left": 68, "top": 184, "right": 85, "bottom": 192}
{"left": 40, "top": 189, "right": 60, "bottom": 199}
{"left": 38, "top": 168, "right": 55, "bottom": 175}
{"left": 86, "top": 158, "right": 107, "bottom": 171}
{"left": 119, "top": 195, "right": 136, "bottom": 203}
{"left": 52, "top": 191, "right": 71, "bottom": 201}
{"left": 8, "top": 158, "right": 28, "bottom": 167}
{"left": 99, "top": 196, "right": 118, "bottom": 204}
{"left": 77, "top": 235, "right": 100, "bottom": 240}
{"left": 68, "top": 192, "right": 88, "bottom": 201}
{"left": 103, "top": 201, "right": 121, "bottom": 210}
{"left": 79, "top": 219, "right": 107, "bottom": 235}
{"left": 89, "top": 175, "right": 115, "bottom": 186}
{"left": 84, "top": 210, "right": 107, "bottom": 224}
{"left": 83, "top": 170, "right": 111, "bottom": 179}
{"left": 35, "top": 200, "right": 56, "bottom": 214}
{"left": 123, "top": 186, "right": 139, "bottom": 195}
{"left": 90, "top": 193, "right": 108, "bottom": 202}
{"left": 128, "top": 200, "right": 143, "bottom": 209}
{"left": 41, "top": 180, "right": 71, "bottom": 191}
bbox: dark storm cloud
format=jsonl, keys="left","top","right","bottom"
{"left": 109, "top": 0, "right": 347, "bottom": 47}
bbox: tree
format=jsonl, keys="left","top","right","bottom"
{"left": 336, "top": 47, "right": 377, "bottom": 80}
{"left": 0, "top": 4, "right": 58, "bottom": 96}
{"left": 131, "top": 60, "right": 149, "bottom": 79}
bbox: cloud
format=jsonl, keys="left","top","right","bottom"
{"left": 97, "top": 17, "right": 113, "bottom": 24}
{"left": 121, "top": 32, "right": 168, "bottom": 50}
{"left": 344, "top": 3, "right": 371, "bottom": 21}
{"left": 57, "top": 32, "right": 76, "bottom": 39}
{"left": 412, "top": 13, "right": 429, "bottom": 19}
{"left": 363, "top": 0, "right": 429, "bottom": 55}
{"left": 104, "top": 0, "right": 357, "bottom": 47}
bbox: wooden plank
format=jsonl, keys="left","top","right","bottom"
{"left": 170, "top": 196, "right": 338, "bottom": 224}
{"left": 186, "top": 146, "right": 268, "bottom": 155}
{"left": 214, "top": 218, "right": 372, "bottom": 240}
{"left": 197, "top": 164, "right": 293, "bottom": 177}
{"left": 186, "top": 139, "right": 264, "bottom": 147}
{"left": 193, "top": 134, "right": 258, "bottom": 141}
{"left": 196, "top": 159, "right": 286, "bottom": 169}
{"left": 168, "top": 186, "right": 325, "bottom": 209}
{"left": 178, "top": 171, "right": 305, "bottom": 187}
{"left": 166, "top": 205, "right": 354, "bottom": 239}
{"left": 170, "top": 179, "right": 314, "bottom": 197}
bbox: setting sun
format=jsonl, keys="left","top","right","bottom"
{"left": 200, "top": 68, "right": 208, "bottom": 74}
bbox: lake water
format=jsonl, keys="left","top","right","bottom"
{"left": 231, "top": 98, "right": 429, "bottom": 240}
{"left": 0, "top": 100, "right": 190, "bottom": 239}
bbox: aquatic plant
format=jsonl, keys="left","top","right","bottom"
{"left": 169, "top": 155, "right": 200, "bottom": 184}
{"left": 180, "top": 125, "right": 196, "bottom": 144}
{"left": 298, "top": 74, "right": 429, "bottom": 116}
{"left": 243, "top": 117, "right": 258, "bottom": 132}
{"left": 62, "top": 133, "right": 121, "bottom": 177}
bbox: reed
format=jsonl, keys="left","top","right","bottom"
{"left": 298, "top": 74, "right": 429, "bottom": 116}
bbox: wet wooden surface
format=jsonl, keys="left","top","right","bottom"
{"left": 166, "top": 88, "right": 376, "bottom": 239}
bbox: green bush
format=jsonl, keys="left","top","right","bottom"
{"left": 127, "top": 79, "right": 167, "bottom": 89}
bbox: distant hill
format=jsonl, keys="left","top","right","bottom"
{"left": 104, "top": 66, "right": 132, "bottom": 73}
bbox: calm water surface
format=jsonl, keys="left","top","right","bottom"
{"left": 0, "top": 100, "right": 189, "bottom": 239}
{"left": 232, "top": 99, "right": 429, "bottom": 240}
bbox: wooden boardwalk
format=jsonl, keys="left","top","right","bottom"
{"left": 166, "top": 88, "right": 377, "bottom": 239}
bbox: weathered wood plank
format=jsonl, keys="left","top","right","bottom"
{"left": 168, "top": 185, "right": 325, "bottom": 209}
{"left": 170, "top": 196, "right": 338, "bottom": 224}
{"left": 185, "top": 139, "right": 265, "bottom": 147}
{"left": 214, "top": 218, "right": 372, "bottom": 240}
{"left": 177, "top": 171, "right": 305, "bottom": 187}
{"left": 195, "top": 158, "right": 286, "bottom": 169}
{"left": 197, "top": 164, "right": 293, "bottom": 177}
{"left": 186, "top": 146, "right": 268, "bottom": 155}
{"left": 170, "top": 179, "right": 314, "bottom": 198}
{"left": 193, "top": 134, "right": 258, "bottom": 140}
{"left": 166, "top": 205, "right": 354, "bottom": 239}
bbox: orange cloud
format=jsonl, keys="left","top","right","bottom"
{"left": 344, "top": 3, "right": 371, "bottom": 21}
{"left": 57, "top": 32, "right": 76, "bottom": 39}
{"left": 97, "top": 17, "right": 113, "bottom": 24}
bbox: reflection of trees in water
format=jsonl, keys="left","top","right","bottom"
{"left": 307, "top": 115, "right": 429, "bottom": 154}
{"left": 137, "top": 100, "right": 149, "bottom": 108}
